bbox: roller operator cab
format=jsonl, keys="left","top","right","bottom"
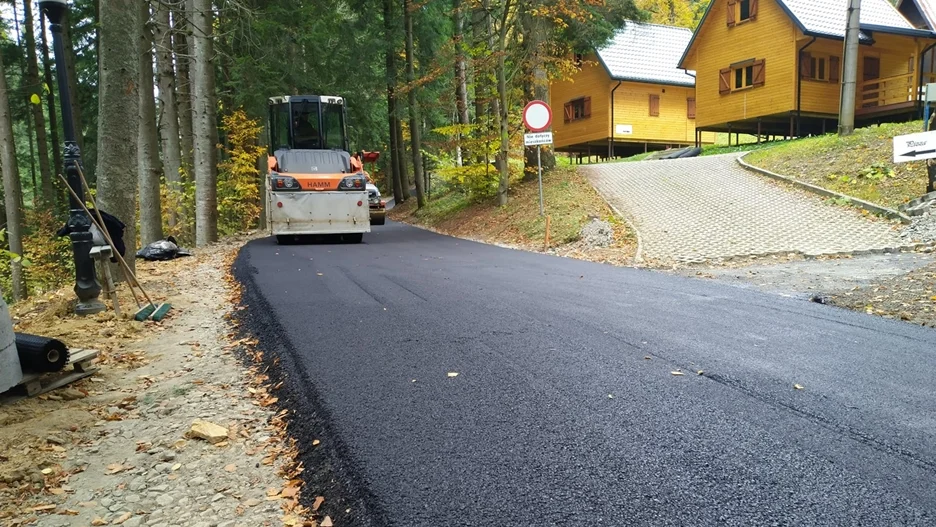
{"left": 267, "top": 95, "right": 383, "bottom": 244}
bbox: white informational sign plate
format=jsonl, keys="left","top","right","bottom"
{"left": 893, "top": 130, "right": 936, "bottom": 163}
{"left": 524, "top": 132, "right": 553, "bottom": 146}
{"left": 615, "top": 124, "right": 633, "bottom": 135}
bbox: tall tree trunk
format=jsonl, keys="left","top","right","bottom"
{"left": 395, "top": 116, "right": 410, "bottom": 199}
{"left": 453, "top": 0, "right": 470, "bottom": 166}
{"left": 0, "top": 47, "right": 27, "bottom": 301}
{"left": 190, "top": 0, "right": 218, "bottom": 246}
{"left": 96, "top": 0, "right": 140, "bottom": 275}
{"left": 472, "top": 5, "right": 488, "bottom": 166}
{"left": 496, "top": 51, "right": 508, "bottom": 206}
{"left": 39, "top": 11, "right": 62, "bottom": 180}
{"left": 385, "top": 0, "right": 404, "bottom": 204}
{"left": 154, "top": 0, "right": 182, "bottom": 225}
{"left": 404, "top": 0, "right": 425, "bottom": 207}
{"left": 494, "top": 1, "right": 512, "bottom": 206}
{"left": 139, "top": 1, "right": 164, "bottom": 245}
{"left": 522, "top": 6, "right": 555, "bottom": 180}
{"left": 174, "top": 2, "right": 196, "bottom": 177}
{"left": 22, "top": 0, "right": 54, "bottom": 206}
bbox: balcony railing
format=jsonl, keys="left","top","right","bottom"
{"left": 859, "top": 72, "right": 915, "bottom": 110}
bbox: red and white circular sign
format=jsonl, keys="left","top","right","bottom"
{"left": 522, "top": 100, "right": 552, "bottom": 132}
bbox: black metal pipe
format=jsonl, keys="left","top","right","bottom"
{"left": 40, "top": 0, "right": 103, "bottom": 315}
{"left": 796, "top": 37, "right": 817, "bottom": 137}
{"left": 609, "top": 81, "right": 622, "bottom": 159}
{"left": 919, "top": 41, "right": 936, "bottom": 119}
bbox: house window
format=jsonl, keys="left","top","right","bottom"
{"left": 800, "top": 52, "right": 840, "bottom": 83}
{"left": 739, "top": 0, "right": 751, "bottom": 20}
{"left": 687, "top": 98, "right": 696, "bottom": 119}
{"left": 727, "top": 0, "right": 758, "bottom": 27}
{"left": 735, "top": 66, "right": 754, "bottom": 89}
{"left": 563, "top": 97, "right": 591, "bottom": 123}
{"left": 649, "top": 95, "right": 660, "bottom": 117}
{"left": 574, "top": 53, "right": 584, "bottom": 67}
{"left": 719, "top": 59, "right": 766, "bottom": 94}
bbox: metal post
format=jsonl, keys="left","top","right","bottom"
{"left": 839, "top": 0, "right": 861, "bottom": 136}
{"left": 537, "top": 145, "right": 544, "bottom": 216}
{"left": 40, "top": 0, "right": 104, "bottom": 315}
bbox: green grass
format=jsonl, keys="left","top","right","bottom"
{"left": 390, "top": 166, "right": 634, "bottom": 249}
{"left": 745, "top": 120, "right": 928, "bottom": 209}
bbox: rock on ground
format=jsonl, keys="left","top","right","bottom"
{"left": 580, "top": 218, "right": 614, "bottom": 249}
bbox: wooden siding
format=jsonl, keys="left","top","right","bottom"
{"left": 609, "top": 81, "right": 714, "bottom": 144}
{"left": 550, "top": 57, "right": 611, "bottom": 148}
{"left": 683, "top": 0, "right": 798, "bottom": 129}
{"left": 799, "top": 34, "right": 927, "bottom": 115}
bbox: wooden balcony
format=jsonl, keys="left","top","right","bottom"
{"left": 856, "top": 72, "right": 934, "bottom": 117}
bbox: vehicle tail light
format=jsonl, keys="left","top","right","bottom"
{"left": 357, "top": 201, "right": 363, "bottom": 206}
{"left": 277, "top": 202, "right": 283, "bottom": 208}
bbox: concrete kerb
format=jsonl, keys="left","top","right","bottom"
{"left": 736, "top": 151, "right": 913, "bottom": 225}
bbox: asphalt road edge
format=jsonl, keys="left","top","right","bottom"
{"left": 231, "top": 243, "right": 387, "bottom": 526}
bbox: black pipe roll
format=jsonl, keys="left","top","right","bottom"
{"left": 15, "top": 333, "right": 70, "bottom": 373}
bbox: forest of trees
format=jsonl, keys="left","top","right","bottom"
{"left": 0, "top": 0, "right": 717, "bottom": 303}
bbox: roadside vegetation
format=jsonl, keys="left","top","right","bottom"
{"left": 745, "top": 121, "right": 927, "bottom": 210}
{"left": 389, "top": 164, "right": 636, "bottom": 257}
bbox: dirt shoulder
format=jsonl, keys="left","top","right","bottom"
{"left": 1, "top": 236, "right": 326, "bottom": 527}
{"left": 388, "top": 166, "right": 637, "bottom": 266}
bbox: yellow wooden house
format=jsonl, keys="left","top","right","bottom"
{"left": 678, "top": 0, "right": 936, "bottom": 140}
{"left": 550, "top": 23, "right": 715, "bottom": 160}
{"left": 897, "top": 0, "right": 936, "bottom": 74}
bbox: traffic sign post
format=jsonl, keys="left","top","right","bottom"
{"left": 893, "top": 130, "right": 936, "bottom": 163}
{"left": 523, "top": 101, "right": 553, "bottom": 216}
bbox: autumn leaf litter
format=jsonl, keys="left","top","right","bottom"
{"left": 0, "top": 233, "right": 326, "bottom": 527}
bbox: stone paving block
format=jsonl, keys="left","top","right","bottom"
{"left": 584, "top": 154, "right": 911, "bottom": 263}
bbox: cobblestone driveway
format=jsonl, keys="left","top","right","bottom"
{"left": 585, "top": 154, "right": 912, "bottom": 263}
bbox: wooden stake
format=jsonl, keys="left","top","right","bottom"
{"left": 544, "top": 215, "right": 551, "bottom": 250}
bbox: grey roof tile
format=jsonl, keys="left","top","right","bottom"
{"left": 596, "top": 23, "right": 696, "bottom": 87}
{"left": 781, "top": 0, "right": 914, "bottom": 38}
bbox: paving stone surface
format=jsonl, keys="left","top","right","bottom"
{"left": 585, "top": 154, "right": 915, "bottom": 263}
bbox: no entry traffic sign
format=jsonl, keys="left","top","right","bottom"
{"left": 523, "top": 100, "right": 552, "bottom": 132}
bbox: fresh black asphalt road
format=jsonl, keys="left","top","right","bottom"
{"left": 234, "top": 222, "right": 936, "bottom": 526}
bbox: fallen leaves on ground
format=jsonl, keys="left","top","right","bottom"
{"left": 831, "top": 261, "right": 936, "bottom": 328}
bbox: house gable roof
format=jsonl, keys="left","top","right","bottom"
{"left": 679, "top": 0, "right": 936, "bottom": 69}
{"left": 897, "top": 0, "right": 936, "bottom": 29}
{"left": 595, "top": 23, "right": 696, "bottom": 88}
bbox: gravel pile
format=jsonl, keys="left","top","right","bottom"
{"left": 900, "top": 210, "right": 936, "bottom": 244}
{"left": 580, "top": 218, "right": 614, "bottom": 248}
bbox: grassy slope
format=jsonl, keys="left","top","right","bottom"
{"left": 389, "top": 166, "right": 635, "bottom": 255}
{"left": 745, "top": 121, "right": 928, "bottom": 210}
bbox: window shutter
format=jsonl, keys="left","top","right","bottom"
{"left": 752, "top": 58, "right": 766, "bottom": 87}
{"left": 799, "top": 52, "right": 812, "bottom": 79}
{"left": 750, "top": 0, "right": 759, "bottom": 20}
{"left": 830, "top": 56, "right": 840, "bottom": 83}
{"left": 727, "top": 0, "right": 736, "bottom": 27}
{"left": 564, "top": 102, "right": 573, "bottom": 123}
{"left": 649, "top": 95, "right": 660, "bottom": 117}
{"left": 719, "top": 68, "right": 731, "bottom": 94}
{"left": 584, "top": 97, "right": 592, "bottom": 118}
{"left": 687, "top": 98, "right": 696, "bottom": 119}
